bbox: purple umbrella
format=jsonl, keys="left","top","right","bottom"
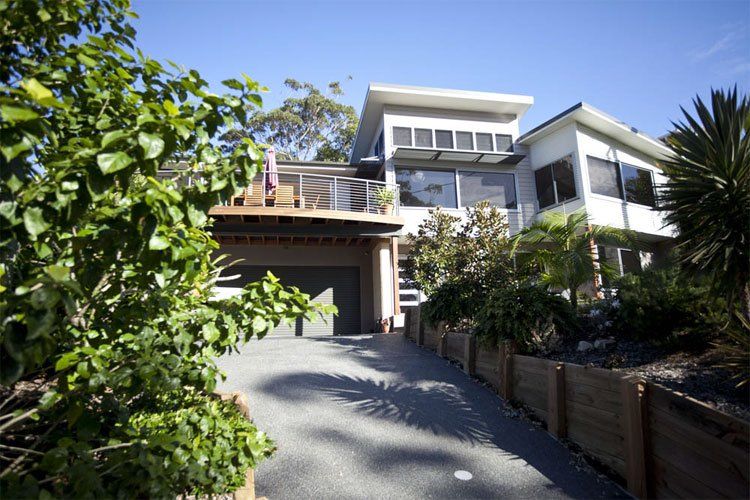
{"left": 264, "top": 146, "right": 278, "bottom": 194}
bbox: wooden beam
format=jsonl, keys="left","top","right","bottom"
{"left": 622, "top": 376, "right": 649, "bottom": 499}
{"left": 547, "top": 362, "right": 567, "bottom": 438}
{"left": 208, "top": 205, "right": 405, "bottom": 226}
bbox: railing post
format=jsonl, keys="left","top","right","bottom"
{"left": 366, "top": 180, "right": 370, "bottom": 213}
{"left": 622, "top": 376, "right": 649, "bottom": 499}
{"left": 547, "top": 362, "right": 567, "bottom": 438}
{"left": 333, "top": 177, "right": 338, "bottom": 211}
{"left": 298, "top": 173, "right": 302, "bottom": 205}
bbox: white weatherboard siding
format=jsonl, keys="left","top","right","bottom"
{"left": 576, "top": 125, "right": 673, "bottom": 239}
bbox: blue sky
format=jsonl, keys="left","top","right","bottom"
{"left": 132, "top": 0, "right": 749, "bottom": 137}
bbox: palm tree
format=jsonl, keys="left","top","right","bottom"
{"left": 511, "top": 210, "right": 635, "bottom": 309}
{"left": 660, "top": 87, "right": 750, "bottom": 322}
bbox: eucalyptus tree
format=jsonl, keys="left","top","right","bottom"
{"left": 0, "top": 0, "right": 331, "bottom": 496}
{"left": 659, "top": 88, "right": 750, "bottom": 322}
{"left": 511, "top": 210, "right": 635, "bottom": 309}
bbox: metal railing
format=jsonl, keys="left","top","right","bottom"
{"left": 230, "top": 171, "right": 399, "bottom": 215}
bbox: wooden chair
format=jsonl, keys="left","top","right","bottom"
{"left": 275, "top": 185, "right": 295, "bottom": 208}
{"left": 309, "top": 194, "right": 321, "bottom": 209}
{"left": 243, "top": 183, "right": 263, "bottom": 206}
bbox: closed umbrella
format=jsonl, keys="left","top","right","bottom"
{"left": 264, "top": 146, "right": 278, "bottom": 194}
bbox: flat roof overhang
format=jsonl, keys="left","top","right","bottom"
{"left": 351, "top": 83, "right": 534, "bottom": 162}
{"left": 392, "top": 147, "right": 525, "bottom": 165}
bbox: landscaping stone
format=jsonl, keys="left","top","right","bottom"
{"left": 577, "top": 341, "right": 594, "bottom": 352}
{"left": 594, "top": 339, "right": 615, "bottom": 350}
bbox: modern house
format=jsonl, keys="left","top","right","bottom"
{"left": 209, "top": 83, "right": 674, "bottom": 335}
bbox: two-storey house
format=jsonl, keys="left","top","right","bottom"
{"left": 211, "top": 83, "right": 674, "bottom": 335}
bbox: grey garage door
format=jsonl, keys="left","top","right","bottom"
{"left": 226, "top": 265, "right": 361, "bottom": 336}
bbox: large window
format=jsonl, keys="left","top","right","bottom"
{"left": 459, "top": 171, "right": 517, "bottom": 209}
{"left": 393, "top": 127, "right": 412, "bottom": 147}
{"left": 587, "top": 156, "right": 622, "bottom": 199}
{"left": 621, "top": 164, "right": 655, "bottom": 207}
{"left": 396, "top": 168, "right": 457, "bottom": 208}
{"left": 415, "top": 128, "right": 433, "bottom": 148}
{"left": 597, "top": 246, "right": 642, "bottom": 286}
{"left": 588, "top": 156, "right": 656, "bottom": 207}
{"left": 534, "top": 155, "right": 577, "bottom": 209}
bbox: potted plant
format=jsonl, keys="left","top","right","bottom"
{"left": 379, "top": 317, "right": 392, "bottom": 333}
{"left": 374, "top": 186, "right": 395, "bottom": 215}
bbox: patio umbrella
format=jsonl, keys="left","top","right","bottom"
{"left": 264, "top": 146, "right": 278, "bottom": 194}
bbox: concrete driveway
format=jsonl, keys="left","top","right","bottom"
{"left": 217, "top": 333, "right": 626, "bottom": 499}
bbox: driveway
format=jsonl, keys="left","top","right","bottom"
{"left": 217, "top": 333, "right": 626, "bottom": 499}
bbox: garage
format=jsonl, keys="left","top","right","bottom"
{"left": 224, "top": 265, "right": 361, "bottom": 336}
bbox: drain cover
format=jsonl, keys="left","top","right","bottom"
{"left": 454, "top": 470, "right": 473, "bottom": 481}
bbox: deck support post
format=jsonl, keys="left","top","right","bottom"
{"left": 622, "top": 376, "right": 649, "bottom": 499}
{"left": 547, "top": 362, "right": 567, "bottom": 438}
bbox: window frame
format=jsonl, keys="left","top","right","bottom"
{"left": 533, "top": 153, "right": 579, "bottom": 211}
{"left": 434, "top": 129, "right": 455, "bottom": 149}
{"left": 392, "top": 126, "right": 413, "bottom": 147}
{"left": 586, "top": 155, "right": 658, "bottom": 208}
{"left": 455, "top": 131, "right": 474, "bottom": 151}
{"left": 475, "top": 132, "right": 494, "bottom": 152}
{"left": 495, "top": 134, "right": 514, "bottom": 153}
{"left": 396, "top": 165, "right": 519, "bottom": 212}
{"left": 414, "top": 128, "right": 434, "bottom": 148}
{"left": 395, "top": 166, "right": 459, "bottom": 209}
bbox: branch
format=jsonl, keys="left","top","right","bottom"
{"left": 0, "top": 408, "right": 38, "bottom": 433}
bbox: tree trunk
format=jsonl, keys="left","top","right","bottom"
{"left": 569, "top": 286, "right": 578, "bottom": 310}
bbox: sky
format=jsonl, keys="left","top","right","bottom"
{"left": 131, "top": 0, "right": 750, "bottom": 137}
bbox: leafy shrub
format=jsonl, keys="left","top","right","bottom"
{"left": 0, "top": 1, "right": 331, "bottom": 496}
{"left": 474, "top": 283, "right": 577, "bottom": 353}
{"left": 607, "top": 264, "right": 726, "bottom": 346}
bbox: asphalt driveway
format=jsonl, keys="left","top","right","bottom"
{"left": 217, "top": 333, "right": 626, "bottom": 499}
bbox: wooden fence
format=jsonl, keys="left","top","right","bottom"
{"left": 402, "top": 307, "right": 750, "bottom": 499}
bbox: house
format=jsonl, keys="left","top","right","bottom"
{"left": 209, "top": 83, "right": 674, "bottom": 335}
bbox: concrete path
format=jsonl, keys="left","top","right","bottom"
{"left": 217, "top": 334, "right": 626, "bottom": 499}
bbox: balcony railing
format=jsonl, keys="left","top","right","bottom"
{"left": 157, "top": 169, "right": 400, "bottom": 216}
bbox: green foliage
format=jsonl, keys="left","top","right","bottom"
{"left": 511, "top": 210, "right": 635, "bottom": 309}
{"left": 222, "top": 78, "right": 359, "bottom": 162}
{"left": 660, "top": 87, "right": 750, "bottom": 322}
{"left": 0, "top": 0, "right": 332, "bottom": 496}
{"left": 605, "top": 264, "right": 727, "bottom": 346}
{"left": 374, "top": 186, "right": 395, "bottom": 206}
{"left": 408, "top": 202, "right": 516, "bottom": 329}
{"left": 474, "top": 282, "right": 577, "bottom": 353}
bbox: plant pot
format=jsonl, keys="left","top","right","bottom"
{"left": 380, "top": 203, "right": 393, "bottom": 215}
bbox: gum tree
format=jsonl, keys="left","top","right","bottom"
{"left": 0, "top": 0, "right": 331, "bottom": 496}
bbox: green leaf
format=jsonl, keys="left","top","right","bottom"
{"left": 21, "top": 78, "right": 65, "bottom": 108}
{"left": 202, "top": 323, "right": 220, "bottom": 343}
{"left": 45, "top": 265, "right": 70, "bottom": 282}
{"left": 163, "top": 100, "right": 179, "bottom": 116}
{"left": 138, "top": 132, "right": 165, "bottom": 160}
{"left": 55, "top": 353, "right": 79, "bottom": 371}
{"left": 149, "top": 234, "right": 170, "bottom": 250}
{"left": 1, "top": 105, "right": 39, "bottom": 122}
{"left": 187, "top": 204, "right": 207, "bottom": 227}
{"left": 101, "top": 130, "right": 130, "bottom": 148}
{"left": 76, "top": 53, "right": 97, "bottom": 67}
{"left": 97, "top": 151, "right": 133, "bottom": 174}
{"left": 23, "top": 207, "right": 50, "bottom": 238}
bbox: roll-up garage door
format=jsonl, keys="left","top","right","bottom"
{"left": 224, "top": 265, "right": 361, "bottom": 336}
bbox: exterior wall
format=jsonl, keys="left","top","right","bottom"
{"left": 371, "top": 239, "right": 395, "bottom": 321}
{"left": 575, "top": 125, "right": 673, "bottom": 239}
{"left": 382, "top": 104, "right": 527, "bottom": 237}
{"left": 214, "top": 245, "right": 375, "bottom": 333}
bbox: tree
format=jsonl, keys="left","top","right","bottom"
{"left": 0, "top": 1, "right": 331, "bottom": 496}
{"left": 404, "top": 202, "right": 516, "bottom": 328}
{"left": 659, "top": 87, "right": 750, "bottom": 322}
{"left": 511, "top": 210, "right": 635, "bottom": 309}
{"left": 222, "top": 78, "right": 359, "bottom": 162}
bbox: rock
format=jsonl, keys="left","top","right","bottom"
{"left": 577, "top": 341, "right": 594, "bottom": 352}
{"left": 594, "top": 339, "right": 615, "bottom": 349}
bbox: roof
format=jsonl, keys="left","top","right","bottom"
{"left": 350, "top": 82, "right": 534, "bottom": 162}
{"left": 518, "top": 102, "right": 671, "bottom": 159}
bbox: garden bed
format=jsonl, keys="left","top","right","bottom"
{"left": 542, "top": 336, "right": 750, "bottom": 421}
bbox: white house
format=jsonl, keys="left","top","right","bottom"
{"left": 208, "top": 83, "right": 675, "bottom": 335}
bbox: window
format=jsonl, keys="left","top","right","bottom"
{"left": 373, "top": 131, "right": 384, "bottom": 156}
{"left": 435, "top": 130, "right": 454, "bottom": 149}
{"left": 587, "top": 156, "right": 623, "bottom": 199}
{"left": 597, "top": 246, "right": 642, "bottom": 287}
{"left": 619, "top": 249, "right": 642, "bottom": 274}
{"left": 475, "top": 133, "right": 493, "bottom": 151}
{"left": 534, "top": 155, "right": 577, "bottom": 209}
{"left": 395, "top": 168, "right": 457, "bottom": 208}
{"left": 459, "top": 171, "right": 517, "bottom": 209}
{"left": 415, "top": 128, "right": 433, "bottom": 148}
{"left": 495, "top": 134, "right": 513, "bottom": 152}
{"left": 456, "top": 131, "right": 474, "bottom": 150}
{"left": 393, "top": 127, "right": 412, "bottom": 147}
{"left": 621, "top": 164, "right": 655, "bottom": 207}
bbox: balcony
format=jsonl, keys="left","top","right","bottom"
{"left": 155, "top": 169, "right": 405, "bottom": 245}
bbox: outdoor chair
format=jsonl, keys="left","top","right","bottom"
{"left": 243, "top": 184, "right": 263, "bottom": 206}
{"left": 275, "top": 185, "right": 295, "bottom": 208}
